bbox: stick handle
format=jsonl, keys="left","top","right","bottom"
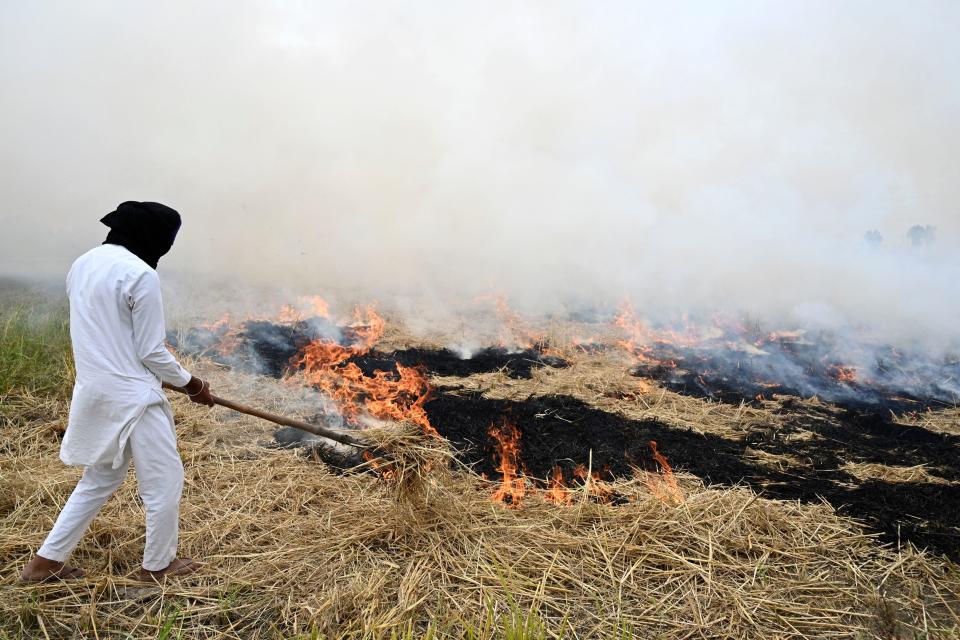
{"left": 163, "top": 383, "right": 367, "bottom": 449}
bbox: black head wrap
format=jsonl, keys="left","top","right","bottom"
{"left": 100, "top": 201, "right": 181, "bottom": 269}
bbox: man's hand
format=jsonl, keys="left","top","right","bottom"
{"left": 183, "top": 376, "right": 215, "bottom": 407}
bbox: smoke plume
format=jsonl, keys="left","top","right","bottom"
{"left": 1, "top": 1, "right": 959, "bottom": 345}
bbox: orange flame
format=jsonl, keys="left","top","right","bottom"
{"left": 612, "top": 301, "right": 647, "bottom": 355}
{"left": 573, "top": 463, "right": 614, "bottom": 503}
{"left": 493, "top": 295, "right": 545, "bottom": 351}
{"left": 277, "top": 295, "right": 332, "bottom": 324}
{"left": 612, "top": 301, "right": 708, "bottom": 367}
{"left": 571, "top": 335, "right": 601, "bottom": 353}
{"left": 544, "top": 465, "right": 572, "bottom": 506}
{"left": 828, "top": 364, "right": 857, "bottom": 384}
{"left": 294, "top": 305, "right": 437, "bottom": 437}
{"left": 644, "top": 440, "right": 684, "bottom": 505}
{"left": 202, "top": 312, "right": 233, "bottom": 332}
{"left": 201, "top": 312, "right": 243, "bottom": 356}
{"left": 488, "top": 419, "right": 526, "bottom": 507}
{"left": 300, "top": 295, "right": 331, "bottom": 318}
{"left": 362, "top": 449, "right": 399, "bottom": 481}
{"left": 612, "top": 302, "right": 678, "bottom": 366}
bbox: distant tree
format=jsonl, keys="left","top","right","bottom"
{"left": 907, "top": 225, "right": 936, "bottom": 247}
{"left": 863, "top": 230, "right": 883, "bottom": 247}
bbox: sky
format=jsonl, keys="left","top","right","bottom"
{"left": 1, "top": 1, "right": 958, "bottom": 340}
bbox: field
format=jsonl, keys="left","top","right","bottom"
{"left": 1, "top": 287, "right": 959, "bottom": 639}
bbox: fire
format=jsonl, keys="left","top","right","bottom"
{"left": 754, "top": 329, "right": 806, "bottom": 348}
{"left": 296, "top": 304, "right": 383, "bottom": 368}
{"left": 493, "top": 295, "right": 546, "bottom": 351}
{"left": 294, "top": 305, "right": 437, "bottom": 437}
{"left": 644, "top": 440, "right": 684, "bottom": 505}
{"left": 571, "top": 335, "right": 602, "bottom": 353}
{"left": 276, "top": 305, "right": 301, "bottom": 325}
{"left": 573, "top": 463, "right": 614, "bottom": 503}
{"left": 202, "top": 312, "right": 233, "bottom": 332}
{"left": 200, "top": 296, "right": 335, "bottom": 357}
{"left": 361, "top": 449, "right": 399, "bottom": 481}
{"left": 544, "top": 465, "right": 572, "bottom": 505}
{"left": 612, "top": 301, "right": 689, "bottom": 367}
{"left": 488, "top": 419, "right": 526, "bottom": 507}
{"left": 613, "top": 301, "right": 648, "bottom": 355}
{"left": 278, "top": 295, "right": 332, "bottom": 324}
{"left": 201, "top": 312, "right": 243, "bottom": 356}
{"left": 348, "top": 304, "right": 386, "bottom": 350}
{"left": 300, "top": 294, "right": 331, "bottom": 318}
{"left": 828, "top": 364, "right": 858, "bottom": 384}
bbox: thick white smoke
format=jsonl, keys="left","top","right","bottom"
{"left": 1, "top": 1, "right": 958, "bottom": 345}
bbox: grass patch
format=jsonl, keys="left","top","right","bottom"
{"left": 0, "top": 303, "right": 72, "bottom": 398}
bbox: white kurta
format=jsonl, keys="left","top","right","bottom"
{"left": 62, "top": 244, "right": 192, "bottom": 469}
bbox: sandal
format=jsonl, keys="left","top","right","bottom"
{"left": 138, "top": 558, "right": 203, "bottom": 583}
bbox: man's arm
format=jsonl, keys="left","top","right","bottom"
{"left": 130, "top": 271, "right": 214, "bottom": 406}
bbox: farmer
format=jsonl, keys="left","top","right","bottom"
{"left": 20, "top": 201, "right": 214, "bottom": 583}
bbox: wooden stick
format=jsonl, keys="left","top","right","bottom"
{"left": 163, "top": 383, "right": 369, "bottom": 449}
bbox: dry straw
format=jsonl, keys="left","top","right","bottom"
{"left": 1, "top": 372, "right": 959, "bottom": 638}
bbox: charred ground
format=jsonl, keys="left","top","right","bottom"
{"left": 630, "top": 333, "right": 960, "bottom": 413}
{"left": 169, "top": 319, "right": 568, "bottom": 379}
{"left": 350, "top": 347, "right": 567, "bottom": 379}
{"left": 418, "top": 391, "right": 960, "bottom": 560}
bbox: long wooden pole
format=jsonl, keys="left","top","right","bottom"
{"left": 163, "top": 383, "right": 369, "bottom": 449}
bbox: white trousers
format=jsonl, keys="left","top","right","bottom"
{"left": 38, "top": 404, "right": 184, "bottom": 572}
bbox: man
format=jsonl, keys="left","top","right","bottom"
{"left": 21, "top": 201, "right": 214, "bottom": 583}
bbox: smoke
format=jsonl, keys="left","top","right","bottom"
{"left": 1, "top": 1, "right": 959, "bottom": 345}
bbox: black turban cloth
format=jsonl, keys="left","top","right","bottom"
{"left": 100, "top": 201, "right": 181, "bottom": 269}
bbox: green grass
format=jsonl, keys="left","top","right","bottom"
{"left": 0, "top": 302, "right": 73, "bottom": 398}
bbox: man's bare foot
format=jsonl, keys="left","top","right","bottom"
{"left": 138, "top": 558, "right": 202, "bottom": 583}
{"left": 20, "top": 555, "right": 86, "bottom": 583}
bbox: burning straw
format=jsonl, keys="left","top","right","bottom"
{"left": 354, "top": 420, "right": 457, "bottom": 504}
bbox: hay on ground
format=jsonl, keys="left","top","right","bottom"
{"left": 1, "top": 384, "right": 959, "bottom": 639}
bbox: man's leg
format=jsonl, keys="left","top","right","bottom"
{"left": 21, "top": 456, "right": 131, "bottom": 581}
{"left": 128, "top": 404, "right": 198, "bottom": 579}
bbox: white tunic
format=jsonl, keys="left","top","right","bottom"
{"left": 62, "top": 244, "right": 192, "bottom": 468}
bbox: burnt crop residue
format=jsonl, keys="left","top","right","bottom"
{"left": 350, "top": 347, "right": 567, "bottom": 379}
{"left": 173, "top": 316, "right": 960, "bottom": 559}
{"left": 423, "top": 391, "right": 960, "bottom": 560}
{"left": 630, "top": 335, "right": 960, "bottom": 412}
{"left": 169, "top": 316, "right": 345, "bottom": 378}
{"left": 170, "top": 321, "right": 568, "bottom": 380}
